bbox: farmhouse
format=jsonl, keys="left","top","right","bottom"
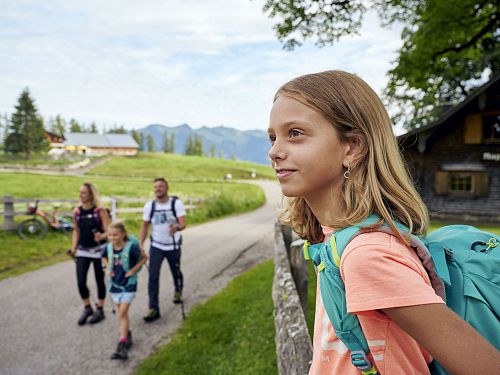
{"left": 399, "top": 74, "right": 500, "bottom": 224}
{"left": 63, "top": 133, "right": 138, "bottom": 156}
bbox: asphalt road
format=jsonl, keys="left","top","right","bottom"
{"left": 0, "top": 180, "right": 282, "bottom": 375}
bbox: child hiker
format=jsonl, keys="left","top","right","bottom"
{"left": 267, "top": 70, "right": 500, "bottom": 375}
{"left": 103, "top": 220, "right": 147, "bottom": 360}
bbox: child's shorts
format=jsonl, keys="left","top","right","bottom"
{"left": 110, "top": 292, "right": 136, "bottom": 304}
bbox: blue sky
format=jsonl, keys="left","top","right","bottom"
{"left": 0, "top": 0, "right": 403, "bottom": 133}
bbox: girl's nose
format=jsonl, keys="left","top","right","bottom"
{"left": 268, "top": 140, "right": 285, "bottom": 163}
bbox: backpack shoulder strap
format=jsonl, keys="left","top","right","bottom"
{"left": 149, "top": 200, "right": 156, "bottom": 223}
{"left": 170, "top": 196, "right": 178, "bottom": 222}
{"left": 75, "top": 206, "right": 82, "bottom": 222}
{"left": 106, "top": 242, "right": 114, "bottom": 273}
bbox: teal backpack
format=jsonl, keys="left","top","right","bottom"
{"left": 304, "top": 215, "right": 500, "bottom": 375}
{"left": 106, "top": 235, "right": 142, "bottom": 291}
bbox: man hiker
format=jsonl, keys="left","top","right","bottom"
{"left": 140, "top": 177, "right": 187, "bottom": 322}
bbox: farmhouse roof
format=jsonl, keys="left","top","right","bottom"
{"left": 65, "top": 133, "right": 138, "bottom": 148}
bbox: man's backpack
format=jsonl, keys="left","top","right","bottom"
{"left": 106, "top": 235, "right": 141, "bottom": 291}
{"left": 148, "top": 196, "right": 178, "bottom": 223}
{"left": 304, "top": 214, "right": 500, "bottom": 375}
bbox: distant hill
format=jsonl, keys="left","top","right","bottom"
{"left": 136, "top": 124, "right": 270, "bottom": 165}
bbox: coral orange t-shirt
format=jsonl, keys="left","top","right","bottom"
{"left": 309, "top": 229, "right": 444, "bottom": 375}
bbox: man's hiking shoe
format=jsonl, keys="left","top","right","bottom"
{"left": 110, "top": 342, "right": 128, "bottom": 360}
{"left": 143, "top": 309, "right": 160, "bottom": 323}
{"left": 124, "top": 331, "right": 133, "bottom": 349}
{"left": 77, "top": 306, "right": 93, "bottom": 326}
{"left": 173, "top": 291, "right": 182, "bottom": 304}
{"left": 88, "top": 306, "right": 105, "bottom": 324}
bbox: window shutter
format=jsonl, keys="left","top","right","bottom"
{"left": 475, "top": 172, "right": 489, "bottom": 197}
{"left": 435, "top": 171, "right": 448, "bottom": 194}
{"left": 464, "top": 115, "right": 483, "bottom": 144}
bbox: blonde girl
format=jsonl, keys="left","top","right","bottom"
{"left": 267, "top": 70, "right": 500, "bottom": 374}
{"left": 70, "top": 182, "right": 110, "bottom": 325}
{"left": 104, "top": 220, "right": 147, "bottom": 360}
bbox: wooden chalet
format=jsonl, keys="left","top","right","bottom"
{"left": 399, "top": 74, "right": 500, "bottom": 224}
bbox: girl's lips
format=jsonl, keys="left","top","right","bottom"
{"left": 276, "top": 169, "right": 295, "bottom": 179}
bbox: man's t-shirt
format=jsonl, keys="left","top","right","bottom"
{"left": 309, "top": 229, "right": 444, "bottom": 375}
{"left": 142, "top": 197, "right": 186, "bottom": 251}
{"left": 107, "top": 242, "right": 141, "bottom": 293}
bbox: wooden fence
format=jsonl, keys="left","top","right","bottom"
{"left": 0, "top": 195, "right": 203, "bottom": 231}
{"left": 272, "top": 222, "right": 312, "bottom": 374}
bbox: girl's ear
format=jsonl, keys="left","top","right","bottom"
{"left": 343, "top": 132, "right": 366, "bottom": 168}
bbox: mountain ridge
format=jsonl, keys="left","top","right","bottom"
{"left": 136, "top": 124, "right": 270, "bottom": 165}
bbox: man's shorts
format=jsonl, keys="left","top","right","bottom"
{"left": 110, "top": 292, "right": 136, "bottom": 304}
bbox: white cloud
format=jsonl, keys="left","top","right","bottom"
{"left": 0, "top": 1, "right": 403, "bottom": 131}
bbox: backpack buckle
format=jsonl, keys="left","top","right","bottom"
{"left": 350, "top": 350, "right": 373, "bottom": 371}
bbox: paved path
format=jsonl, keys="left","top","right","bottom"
{"left": 0, "top": 180, "right": 282, "bottom": 375}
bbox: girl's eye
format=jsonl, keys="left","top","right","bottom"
{"left": 268, "top": 134, "right": 276, "bottom": 145}
{"left": 289, "top": 129, "right": 303, "bottom": 138}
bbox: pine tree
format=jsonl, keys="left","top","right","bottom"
{"left": 69, "top": 119, "right": 82, "bottom": 132}
{"left": 168, "top": 132, "right": 175, "bottom": 154}
{"left": 90, "top": 122, "right": 98, "bottom": 133}
{"left": 4, "top": 89, "right": 48, "bottom": 157}
{"left": 193, "top": 135, "right": 204, "bottom": 156}
{"left": 210, "top": 143, "right": 216, "bottom": 157}
{"left": 184, "top": 135, "right": 194, "bottom": 155}
{"left": 147, "top": 134, "right": 155, "bottom": 152}
{"left": 52, "top": 115, "right": 66, "bottom": 137}
{"left": 162, "top": 131, "right": 169, "bottom": 153}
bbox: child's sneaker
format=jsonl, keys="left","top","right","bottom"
{"left": 124, "top": 331, "right": 133, "bottom": 349}
{"left": 173, "top": 291, "right": 182, "bottom": 304}
{"left": 110, "top": 342, "right": 128, "bottom": 360}
{"left": 143, "top": 308, "right": 160, "bottom": 322}
{"left": 88, "top": 306, "right": 105, "bottom": 324}
{"left": 77, "top": 305, "right": 93, "bottom": 326}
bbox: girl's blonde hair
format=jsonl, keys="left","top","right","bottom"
{"left": 108, "top": 220, "right": 129, "bottom": 241}
{"left": 82, "top": 182, "right": 100, "bottom": 208}
{"left": 276, "top": 70, "right": 429, "bottom": 243}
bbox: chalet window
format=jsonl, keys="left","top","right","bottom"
{"left": 483, "top": 114, "right": 500, "bottom": 143}
{"left": 435, "top": 170, "right": 488, "bottom": 197}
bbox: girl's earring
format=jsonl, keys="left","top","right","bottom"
{"left": 343, "top": 163, "right": 351, "bottom": 179}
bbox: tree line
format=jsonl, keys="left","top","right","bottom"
{"left": 262, "top": 0, "right": 499, "bottom": 129}
{"left": 1, "top": 88, "right": 220, "bottom": 158}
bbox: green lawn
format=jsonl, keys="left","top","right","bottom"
{"left": 135, "top": 260, "right": 277, "bottom": 375}
{"left": 0, "top": 153, "right": 90, "bottom": 166}
{"left": 87, "top": 153, "right": 275, "bottom": 180}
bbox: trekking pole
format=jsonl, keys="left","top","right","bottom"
{"left": 180, "top": 300, "right": 186, "bottom": 320}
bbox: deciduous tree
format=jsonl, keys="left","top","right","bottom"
{"left": 262, "top": 0, "right": 500, "bottom": 129}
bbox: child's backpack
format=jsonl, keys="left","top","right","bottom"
{"left": 304, "top": 214, "right": 500, "bottom": 375}
{"left": 106, "top": 235, "right": 142, "bottom": 291}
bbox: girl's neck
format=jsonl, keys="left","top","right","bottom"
{"left": 113, "top": 241, "right": 125, "bottom": 250}
{"left": 305, "top": 192, "right": 345, "bottom": 228}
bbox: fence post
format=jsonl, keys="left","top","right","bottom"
{"left": 110, "top": 197, "right": 117, "bottom": 221}
{"left": 289, "top": 238, "right": 308, "bottom": 316}
{"left": 2, "top": 195, "right": 17, "bottom": 230}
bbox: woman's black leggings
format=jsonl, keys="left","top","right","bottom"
{"left": 76, "top": 256, "right": 106, "bottom": 300}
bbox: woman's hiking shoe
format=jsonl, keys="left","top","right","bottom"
{"left": 143, "top": 309, "right": 160, "bottom": 322}
{"left": 77, "top": 306, "right": 93, "bottom": 326}
{"left": 173, "top": 291, "right": 182, "bottom": 304}
{"left": 88, "top": 306, "right": 105, "bottom": 324}
{"left": 110, "top": 342, "right": 128, "bottom": 360}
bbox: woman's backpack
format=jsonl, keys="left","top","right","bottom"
{"left": 304, "top": 215, "right": 500, "bottom": 375}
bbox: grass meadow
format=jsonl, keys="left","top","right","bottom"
{"left": 135, "top": 260, "right": 277, "bottom": 375}
{"left": 87, "top": 152, "right": 275, "bottom": 180}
